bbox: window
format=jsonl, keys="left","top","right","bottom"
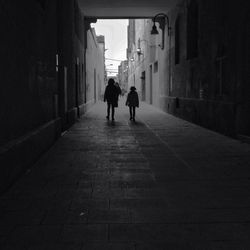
{"left": 187, "top": 0, "right": 199, "bottom": 59}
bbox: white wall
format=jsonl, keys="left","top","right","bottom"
{"left": 86, "top": 28, "right": 105, "bottom": 104}
{"left": 127, "top": 17, "right": 171, "bottom": 108}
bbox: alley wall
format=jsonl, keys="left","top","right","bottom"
{"left": 0, "top": 0, "right": 103, "bottom": 193}
{"left": 165, "top": 0, "right": 250, "bottom": 137}
{"left": 86, "top": 30, "right": 105, "bottom": 106}
{"left": 127, "top": 0, "right": 250, "bottom": 137}
{"left": 0, "top": 0, "right": 61, "bottom": 192}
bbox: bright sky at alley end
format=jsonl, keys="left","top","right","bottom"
{"left": 91, "top": 19, "right": 128, "bottom": 76}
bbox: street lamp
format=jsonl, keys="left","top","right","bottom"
{"left": 151, "top": 13, "right": 171, "bottom": 50}
{"left": 136, "top": 48, "right": 143, "bottom": 55}
{"left": 136, "top": 39, "right": 151, "bottom": 56}
{"left": 151, "top": 13, "right": 172, "bottom": 95}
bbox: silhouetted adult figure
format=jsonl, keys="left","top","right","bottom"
{"left": 114, "top": 82, "right": 122, "bottom": 106}
{"left": 126, "top": 86, "right": 139, "bottom": 121}
{"left": 104, "top": 78, "right": 119, "bottom": 121}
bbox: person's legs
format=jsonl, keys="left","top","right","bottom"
{"left": 129, "top": 106, "right": 132, "bottom": 120}
{"left": 111, "top": 104, "right": 115, "bottom": 120}
{"left": 106, "top": 103, "right": 111, "bottom": 119}
{"left": 132, "top": 106, "right": 136, "bottom": 121}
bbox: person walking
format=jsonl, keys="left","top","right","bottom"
{"left": 126, "top": 86, "right": 139, "bottom": 121}
{"left": 114, "top": 82, "right": 122, "bottom": 107}
{"left": 104, "top": 78, "right": 119, "bottom": 121}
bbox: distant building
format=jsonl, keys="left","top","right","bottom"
{"left": 118, "top": 60, "right": 128, "bottom": 94}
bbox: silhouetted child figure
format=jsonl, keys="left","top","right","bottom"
{"left": 126, "top": 86, "right": 139, "bottom": 121}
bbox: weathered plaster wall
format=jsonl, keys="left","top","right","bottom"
{"left": 86, "top": 28, "right": 105, "bottom": 106}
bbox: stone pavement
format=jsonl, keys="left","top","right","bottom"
{"left": 1, "top": 99, "right": 250, "bottom": 249}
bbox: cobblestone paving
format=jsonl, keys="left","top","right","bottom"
{"left": 1, "top": 99, "right": 250, "bottom": 249}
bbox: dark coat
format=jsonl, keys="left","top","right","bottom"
{"left": 104, "top": 84, "right": 119, "bottom": 105}
{"left": 126, "top": 90, "right": 139, "bottom": 107}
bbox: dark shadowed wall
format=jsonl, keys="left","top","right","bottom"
{"left": 0, "top": 0, "right": 90, "bottom": 192}
{"left": 160, "top": 0, "right": 250, "bottom": 137}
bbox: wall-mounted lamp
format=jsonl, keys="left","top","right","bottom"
{"left": 151, "top": 24, "right": 159, "bottom": 35}
{"left": 151, "top": 13, "right": 171, "bottom": 50}
{"left": 136, "top": 48, "right": 143, "bottom": 56}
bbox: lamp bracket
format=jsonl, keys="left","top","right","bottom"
{"left": 152, "top": 13, "right": 171, "bottom": 36}
{"left": 151, "top": 13, "right": 171, "bottom": 50}
{"left": 154, "top": 16, "right": 166, "bottom": 32}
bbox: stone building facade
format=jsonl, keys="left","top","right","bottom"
{"left": 127, "top": 19, "right": 162, "bottom": 104}
{"left": 86, "top": 30, "right": 105, "bottom": 105}
{"left": 118, "top": 60, "right": 129, "bottom": 94}
{"left": 127, "top": 0, "right": 250, "bottom": 138}
{"left": 0, "top": 0, "right": 105, "bottom": 192}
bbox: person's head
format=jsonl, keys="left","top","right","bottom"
{"left": 130, "top": 86, "right": 136, "bottom": 91}
{"left": 108, "top": 78, "right": 115, "bottom": 85}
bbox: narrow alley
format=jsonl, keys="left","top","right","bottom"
{"left": 1, "top": 100, "right": 250, "bottom": 249}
